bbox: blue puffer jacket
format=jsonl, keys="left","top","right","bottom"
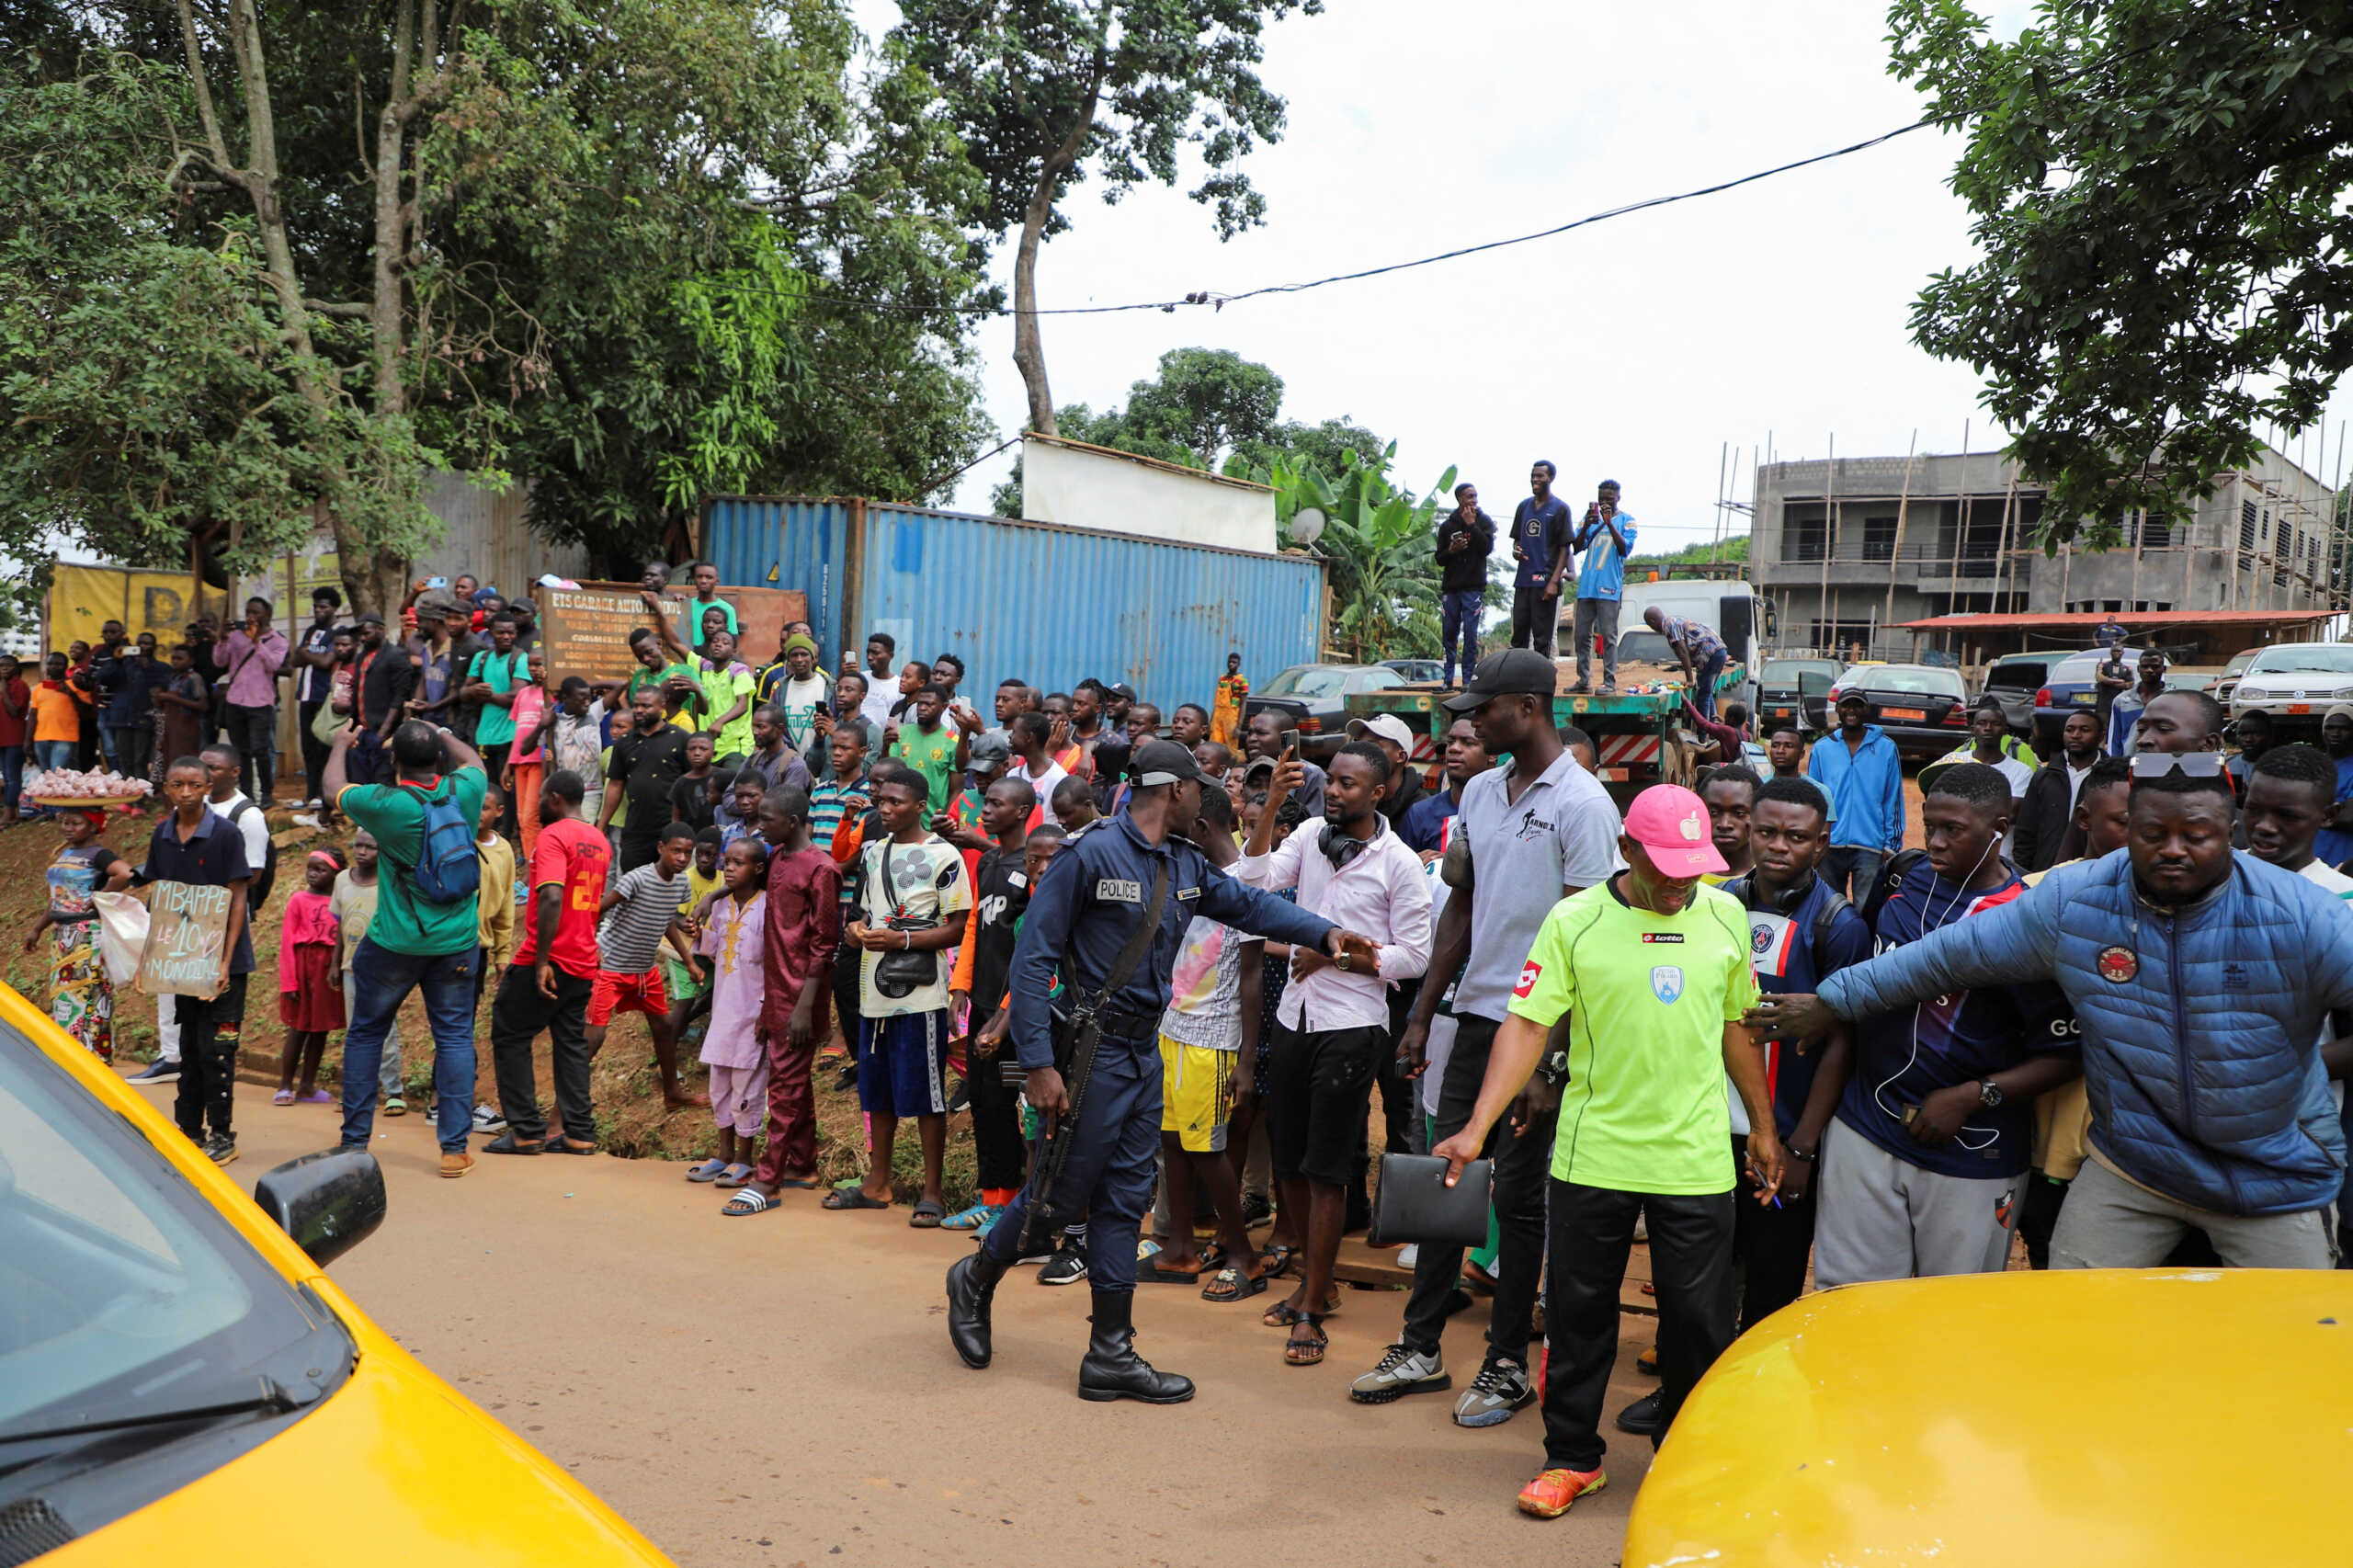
{"left": 1820, "top": 850, "right": 2353, "bottom": 1215}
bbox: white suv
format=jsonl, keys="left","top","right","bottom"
{"left": 2226, "top": 643, "right": 2353, "bottom": 721}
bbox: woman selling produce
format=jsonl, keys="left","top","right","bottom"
{"left": 26, "top": 807, "right": 131, "bottom": 1060}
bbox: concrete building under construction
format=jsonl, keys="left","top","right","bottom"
{"left": 1751, "top": 444, "right": 2342, "bottom": 663}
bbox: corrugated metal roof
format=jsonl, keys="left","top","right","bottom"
{"left": 1893, "top": 609, "right": 2336, "bottom": 630}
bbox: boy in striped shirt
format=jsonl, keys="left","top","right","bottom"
{"left": 587, "top": 820, "right": 706, "bottom": 1109}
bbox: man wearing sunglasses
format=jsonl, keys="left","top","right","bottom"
{"left": 1753, "top": 750, "right": 2353, "bottom": 1269}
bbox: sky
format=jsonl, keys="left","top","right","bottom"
{"left": 851, "top": 0, "right": 2352, "bottom": 545}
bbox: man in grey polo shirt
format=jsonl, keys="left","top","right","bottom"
{"left": 1348, "top": 647, "right": 1621, "bottom": 1426}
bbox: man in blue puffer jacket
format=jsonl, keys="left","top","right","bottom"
{"left": 1754, "top": 762, "right": 2349, "bottom": 1268}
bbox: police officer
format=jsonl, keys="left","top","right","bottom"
{"left": 946, "top": 740, "right": 1379, "bottom": 1401}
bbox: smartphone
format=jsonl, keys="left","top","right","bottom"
{"left": 426, "top": 575, "right": 449, "bottom": 589}
{"left": 1280, "top": 728, "right": 1302, "bottom": 756}
{"left": 813, "top": 699, "right": 831, "bottom": 717}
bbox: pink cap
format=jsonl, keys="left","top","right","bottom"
{"left": 1623, "top": 784, "right": 1728, "bottom": 878}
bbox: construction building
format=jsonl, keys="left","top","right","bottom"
{"left": 1751, "top": 444, "right": 2342, "bottom": 663}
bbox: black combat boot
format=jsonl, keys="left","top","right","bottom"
{"left": 1077, "top": 1290, "right": 1194, "bottom": 1403}
{"left": 946, "top": 1247, "right": 1008, "bottom": 1369}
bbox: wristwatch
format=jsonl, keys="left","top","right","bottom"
{"left": 1977, "top": 1077, "right": 2004, "bottom": 1108}
{"left": 1536, "top": 1049, "right": 1571, "bottom": 1089}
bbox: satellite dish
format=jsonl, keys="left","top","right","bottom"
{"left": 1290, "top": 506, "right": 1326, "bottom": 546}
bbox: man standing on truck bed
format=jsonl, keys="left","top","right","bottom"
{"left": 1437, "top": 483, "right": 1496, "bottom": 688}
{"left": 1569, "top": 480, "right": 1636, "bottom": 694}
{"left": 1644, "top": 606, "right": 1729, "bottom": 721}
{"left": 1508, "top": 463, "right": 1572, "bottom": 661}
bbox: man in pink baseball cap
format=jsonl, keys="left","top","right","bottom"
{"left": 1429, "top": 781, "right": 1780, "bottom": 1520}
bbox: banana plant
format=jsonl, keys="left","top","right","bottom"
{"left": 1257, "top": 445, "right": 1455, "bottom": 662}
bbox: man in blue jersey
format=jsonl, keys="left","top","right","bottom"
{"left": 1507, "top": 462, "right": 1572, "bottom": 658}
{"left": 1567, "top": 480, "right": 1636, "bottom": 694}
{"left": 1801, "top": 763, "right": 2081, "bottom": 1286}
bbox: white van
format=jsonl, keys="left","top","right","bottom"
{"left": 1611, "top": 575, "right": 1771, "bottom": 713}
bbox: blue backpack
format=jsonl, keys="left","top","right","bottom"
{"left": 410, "top": 788, "right": 482, "bottom": 906}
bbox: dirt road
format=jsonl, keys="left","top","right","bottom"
{"left": 200, "top": 1074, "right": 1664, "bottom": 1568}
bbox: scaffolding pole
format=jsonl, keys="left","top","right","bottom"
{"left": 1881, "top": 431, "right": 1917, "bottom": 644}
{"left": 1816, "top": 433, "right": 1836, "bottom": 655}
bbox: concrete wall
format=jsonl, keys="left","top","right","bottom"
{"left": 1019, "top": 434, "right": 1279, "bottom": 555}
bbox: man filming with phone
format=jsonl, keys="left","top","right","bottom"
{"left": 1244, "top": 709, "right": 1324, "bottom": 818}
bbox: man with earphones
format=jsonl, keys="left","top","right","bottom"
{"left": 1787, "top": 763, "right": 2081, "bottom": 1288}
{"left": 1757, "top": 753, "right": 2353, "bottom": 1269}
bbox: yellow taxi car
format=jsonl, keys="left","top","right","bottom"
{"left": 1623, "top": 1268, "right": 2351, "bottom": 1565}
{"left": 0, "top": 983, "right": 675, "bottom": 1566}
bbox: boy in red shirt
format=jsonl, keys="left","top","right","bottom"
{"left": 482, "top": 767, "right": 612, "bottom": 1153}
{"left": 721, "top": 785, "right": 842, "bottom": 1213}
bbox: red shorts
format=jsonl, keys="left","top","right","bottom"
{"left": 587, "top": 967, "right": 668, "bottom": 1027}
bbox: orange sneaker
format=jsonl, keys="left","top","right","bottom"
{"left": 1517, "top": 1466, "right": 1607, "bottom": 1519}
{"left": 440, "top": 1152, "right": 474, "bottom": 1179}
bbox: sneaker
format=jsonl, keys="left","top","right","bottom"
{"left": 440, "top": 1151, "right": 475, "bottom": 1178}
{"left": 1516, "top": 1466, "right": 1607, "bottom": 1519}
{"left": 1395, "top": 1243, "right": 1419, "bottom": 1268}
{"left": 832, "top": 1063, "right": 859, "bottom": 1094}
{"left": 472, "top": 1105, "right": 508, "bottom": 1135}
{"left": 1037, "top": 1240, "right": 1088, "bottom": 1287}
{"left": 941, "top": 1200, "right": 1001, "bottom": 1233}
{"left": 947, "top": 1079, "right": 972, "bottom": 1114}
{"left": 1453, "top": 1356, "right": 1536, "bottom": 1428}
{"left": 1240, "top": 1190, "right": 1273, "bottom": 1227}
{"left": 1615, "top": 1389, "right": 1665, "bottom": 1437}
{"left": 1347, "top": 1343, "right": 1451, "bottom": 1404}
{"left": 383, "top": 1095, "right": 407, "bottom": 1118}
{"left": 126, "top": 1058, "right": 180, "bottom": 1085}
{"left": 204, "top": 1134, "right": 239, "bottom": 1167}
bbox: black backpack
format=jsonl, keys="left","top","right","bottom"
{"left": 225, "top": 798, "right": 278, "bottom": 907}
{"left": 1856, "top": 847, "right": 1929, "bottom": 936}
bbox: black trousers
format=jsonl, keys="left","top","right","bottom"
{"left": 225, "top": 702, "right": 275, "bottom": 801}
{"left": 298, "top": 699, "right": 330, "bottom": 802}
{"left": 1540, "top": 1179, "right": 1735, "bottom": 1471}
{"left": 489, "top": 963, "right": 595, "bottom": 1142}
{"left": 1398, "top": 1012, "right": 1555, "bottom": 1366}
{"left": 172, "top": 972, "right": 249, "bottom": 1142}
{"left": 2018, "top": 1170, "right": 2070, "bottom": 1270}
{"left": 1731, "top": 1135, "right": 1814, "bottom": 1329}
{"left": 967, "top": 1052, "right": 1027, "bottom": 1192}
{"left": 1509, "top": 584, "right": 1560, "bottom": 658}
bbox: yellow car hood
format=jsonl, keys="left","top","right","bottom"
{"left": 1625, "top": 1269, "right": 2352, "bottom": 1567}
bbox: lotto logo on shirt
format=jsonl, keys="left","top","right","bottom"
{"left": 1514, "top": 960, "right": 1542, "bottom": 999}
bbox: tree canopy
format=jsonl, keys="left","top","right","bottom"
{"left": 0, "top": 0, "right": 997, "bottom": 603}
{"left": 1892, "top": 0, "right": 2353, "bottom": 540}
{"left": 892, "top": 0, "right": 1317, "bottom": 437}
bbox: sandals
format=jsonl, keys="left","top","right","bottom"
{"left": 1283, "top": 1312, "right": 1328, "bottom": 1367}
{"left": 1260, "top": 1244, "right": 1299, "bottom": 1278}
{"left": 272, "top": 1088, "right": 295, "bottom": 1106}
{"left": 544, "top": 1137, "right": 597, "bottom": 1155}
{"left": 824, "top": 1187, "right": 891, "bottom": 1211}
{"left": 717, "top": 1162, "right": 753, "bottom": 1187}
{"left": 1201, "top": 1267, "right": 1267, "bottom": 1303}
{"left": 722, "top": 1187, "right": 782, "bottom": 1217}
{"left": 1261, "top": 1292, "right": 1342, "bottom": 1329}
{"left": 686, "top": 1158, "right": 729, "bottom": 1182}
{"left": 482, "top": 1132, "right": 544, "bottom": 1155}
{"left": 909, "top": 1199, "right": 947, "bottom": 1228}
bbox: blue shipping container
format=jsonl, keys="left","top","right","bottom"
{"left": 700, "top": 496, "right": 1325, "bottom": 722}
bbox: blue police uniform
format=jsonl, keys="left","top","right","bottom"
{"left": 983, "top": 811, "right": 1336, "bottom": 1290}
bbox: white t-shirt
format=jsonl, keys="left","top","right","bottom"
{"left": 210, "top": 791, "right": 271, "bottom": 877}
{"left": 1018, "top": 758, "right": 1070, "bottom": 826}
{"left": 778, "top": 673, "right": 829, "bottom": 753}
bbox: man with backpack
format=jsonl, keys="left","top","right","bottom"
{"left": 199, "top": 743, "right": 278, "bottom": 912}
{"left": 324, "top": 716, "right": 492, "bottom": 1177}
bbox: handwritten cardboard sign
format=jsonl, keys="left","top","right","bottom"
{"left": 135, "top": 880, "right": 233, "bottom": 998}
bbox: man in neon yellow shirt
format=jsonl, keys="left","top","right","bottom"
{"left": 1432, "top": 783, "right": 1780, "bottom": 1522}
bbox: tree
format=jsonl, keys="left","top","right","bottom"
{"left": 892, "top": 0, "right": 1319, "bottom": 437}
{"left": 2, "top": 0, "right": 996, "bottom": 597}
{"left": 1261, "top": 447, "right": 1456, "bottom": 662}
{"left": 989, "top": 347, "right": 1284, "bottom": 515}
{"left": 1892, "top": 0, "right": 2353, "bottom": 540}
{"left": 1229, "top": 415, "right": 1384, "bottom": 483}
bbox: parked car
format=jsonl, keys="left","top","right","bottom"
{"left": 2227, "top": 642, "right": 2353, "bottom": 730}
{"left": 1624, "top": 1270, "right": 2342, "bottom": 1567}
{"left": 1246, "top": 663, "right": 1407, "bottom": 759}
{"left": 1757, "top": 656, "right": 1842, "bottom": 735}
{"left": 1975, "top": 651, "right": 2063, "bottom": 740}
{"left": 2163, "top": 666, "right": 2227, "bottom": 693}
{"left": 2033, "top": 648, "right": 2114, "bottom": 740}
{"left": 2212, "top": 647, "right": 2260, "bottom": 707}
{"left": 1380, "top": 657, "right": 1446, "bottom": 685}
{"left": 0, "top": 986, "right": 676, "bottom": 1565}
{"left": 1836, "top": 662, "right": 1973, "bottom": 759}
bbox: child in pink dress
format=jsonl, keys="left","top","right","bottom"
{"left": 686, "top": 838, "right": 769, "bottom": 1186}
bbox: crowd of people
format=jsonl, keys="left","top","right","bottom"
{"left": 28, "top": 550, "right": 2353, "bottom": 1523}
